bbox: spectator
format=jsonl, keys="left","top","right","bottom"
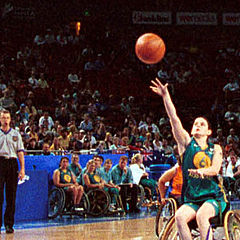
{"left": 69, "top": 154, "right": 82, "bottom": 177}
{"left": 104, "top": 132, "right": 113, "bottom": 149}
{"left": 38, "top": 73, "right": 49, "bottom": 89}
{"left": 153, "top": 132, "right": 163, "bottom": 151}
{"left": 27, "top": 124, "right": 39, "bottom": 142}
{"left": 139, "top": 116, "right": 160, "bottom": 134}
{"left": 120, "top": 98, "right": 131, "bottom": 116}
{"left": 58, "top": 128, "right": 70, "bottom": 150}
{"left": 26, "top": 137, "right": 39, "bottom": 155}
{"left": 25, "top": 99, "right": 37, "bottom": 121}
{"left": 16, "top": 104, "right": 29, "bottom": 124}
{"left": 224, "top": 104, "right": 237, "bottom": 128}
{"left": 96, "top": 141, "right": 107, "bottom": 154}
{"left": 130, "top": 153, "right": 157, "bottom": 198}
{"left": 41, "top": 142, "right": 54, "bottom": 156}
{"left": 227, "top": 128, "right": 239, "bottom": 145}
{"left": 109, "top": 136, "right": 121, "bottom": 150}
{"left": 161, "top": 138, "right": 173, "bottom": 157}
{"left": 143, "top": 140, "right": 153, "bottom": 152}
{"left": 223, "top": 149, "right": 240, "bottom": 193}
{"left": 39, "top": 112, "right": 54, "bottom": 130}
{"left": 28, "top": 70, "right": 38, "bottom": 89}
{"left": 79, "top": 113, "right": 93, "bottom": 132}
{"left": 49, "top": 136, "right": 63, "bottom": 154}
{"left": 0, "top": 88, "right": 17, "bottom": 114}
{"left": 58, "top": 107, "right": 70, "bottom": 127}
{"left": 111, "top": 156, "right": 140, "bottom": 213}
{"left": 166, "top": 144, "right": 179, "bottom": 167}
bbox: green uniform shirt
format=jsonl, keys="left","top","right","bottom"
{"left": 181, "top": 137, "right": 226, "bottom": 204}
{"left": 59, "top": 168, "right": 73, "bottom": 184}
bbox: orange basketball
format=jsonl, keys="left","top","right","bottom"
{"left": 135, "top": 33, "right": 166, "bottom": 64}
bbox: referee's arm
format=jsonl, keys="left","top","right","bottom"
{"left": 17, "top": 151, "right": 25, "bottom": 180}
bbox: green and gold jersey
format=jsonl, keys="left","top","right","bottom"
{"left": 181, "top": 137, "right": 227, "bottom": 204}
{"left": 59, "top": 168, "right": 73, "bottom": 184}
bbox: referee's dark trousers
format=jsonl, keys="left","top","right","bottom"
{"left": 0, "top": 158, "right": 18, "bottom": 228}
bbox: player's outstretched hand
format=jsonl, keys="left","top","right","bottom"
{"left": 150, "top": 78, "right": 168, "bottom": 97}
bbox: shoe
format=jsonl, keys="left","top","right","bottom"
{"left": 74, "top": 207, "right": 84, "bottom": 212}
{"left": 5, "top": 226, "right": 14, "bottom": 234}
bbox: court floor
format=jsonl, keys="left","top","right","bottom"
{"left": 0, "top": 210, "right": 157, "bottom": 240}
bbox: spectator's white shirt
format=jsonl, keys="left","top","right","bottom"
{"left": 28, "top": 77, "right": 38, "bottom": 88}
{"left": 153, "top": 140, "right": 163, "bottom": 151}
{"left": 225, "top": 157, "right": 240, "bottom": 178}
{"left": 130, "top": 163, "right": 145, "bottom": 184}
{"left": 39, "top": 116, "right": 54, "bottom": 130}
{"left": 68, "top": 73, "right": 80, "bottom": 83}
{"left": 139, "top": 123, "right": 160, "bottom": 134}
{"left": 90, "top": 135, "right": 97, "bottom": 147}
{"left": 223, "top": 81, "right": 239, "bottom": 92}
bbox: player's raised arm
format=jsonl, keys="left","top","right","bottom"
{"left": 150, "top": 78, "right": 191, "bottom": 153}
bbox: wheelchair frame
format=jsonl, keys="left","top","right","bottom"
{"left": 159, "top": 200, "right": 240, "bottom": 240}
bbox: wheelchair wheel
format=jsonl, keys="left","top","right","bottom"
{"left": 161, "top": 216, "right": 180, "bottom": 240}
{"left": 224, "top": 211, "right": 240, "bottom": 240}
{"left": 80, "top": 192, "right": 90, "bottom": 213}
{"left": 48, "top": 188, "right": 65, "bottom": 219}
{"left": 136, "top": 185, "right": 145, "bottom": 208}
{"left": 155, "top": 198, "right": 177, "bottom": 238}
{"left": 234, "top": 179, "right": 240, "bottom": 199}
{"left": 87, "top": 189, "right": 111, "bottom": 216}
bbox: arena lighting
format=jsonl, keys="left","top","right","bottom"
{"left": 76, "top": 22, "right": 81, "bottom": 36}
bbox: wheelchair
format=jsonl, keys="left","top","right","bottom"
{"left": 160, "top": 200, "right": 240, "bottom": 240}
{"left": 142, "top": 185, "right": 161, "bottom": 210}
{"left": 86, "top": 188, "right": 125, "bottom": 217}
{"left": 48, "top": 187, "right": 90, "bottom": 219}
{"left": 155, "top": 198, "right": 178, "bottom": 238}
{"left": 124, "top": 184, "right": 145, "bottom": 210}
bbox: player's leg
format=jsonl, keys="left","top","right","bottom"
{"left": 175, "top": 204, "right": 197, "bottom": 240}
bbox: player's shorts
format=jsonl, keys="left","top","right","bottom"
{"left": 184, "top": 198, "right": 227, "bottom": 216}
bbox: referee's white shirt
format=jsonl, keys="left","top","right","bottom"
{"left": 0, "top": 128, "right": 24, "bottom": 159}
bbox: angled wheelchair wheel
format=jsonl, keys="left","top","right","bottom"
{"left": 224, "top": 210, "right": 240, "bottom": 240}
{"left": 161, "top": 216, "right": 180, "bottom": 240}
{"left": 155, "top": 198, "right": 177, "bottom": 238}
{"left": 87, "top": 189, "right": 111, "bottom": 216}
{"left": 136, "top": 185, "right": 145, "bottom": 208}
{"left": 48, "top": 188, "right": 65, "bottom": 219}
{"left": 80, "top": 192, "right": 90, "bottom": 213}
{"left": 234, "top": 179, "right": 240, "bottom": 199}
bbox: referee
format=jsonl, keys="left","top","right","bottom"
{"left": 0, "top": 109, "right": 25, "bottom": 234}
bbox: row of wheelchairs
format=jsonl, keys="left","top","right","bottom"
{"left": 47, "top": 184, "right": 158, "bottom": 219}
{"left": 155, "top": 198, "right": 240, "bottom": 240}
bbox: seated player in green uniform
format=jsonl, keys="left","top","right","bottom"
{"left": 150, "top": 78, "right": 228, "bottom": 240}
{"left": 53, "top": 157, "right": 84, "bottom": 211}
{"left": 83, "top": 159, "right": 121, "bottom": 210}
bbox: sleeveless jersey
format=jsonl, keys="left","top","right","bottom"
{"left": 181, "top": 137, "right": 227, "bottom": 204}
{"left": 87, "top": 172, "right": 101, "bottom": 184}
{"left": 59, "top": 168, "right": 73, "bottom": 184}
{"left": 170, "top": 166, "right": 183, "bottom": 196}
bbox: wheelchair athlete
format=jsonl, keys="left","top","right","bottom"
{"left": 53, "top": 156, "right": 84, "bottom": 212}
{"left": 83, "top": 159, "right": 120, "bottom": 211}
{"left": 158, "top": 162, "right": 182, "bottom": 206}
{"left": 151, "top": 78, "right": 228, "bottom": 240}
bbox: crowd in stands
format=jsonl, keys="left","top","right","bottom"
{"left": 1, "top": 2, "right": 240, "bottom": 183}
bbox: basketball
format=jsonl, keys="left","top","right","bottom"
{"left": 135, "top": 33, "right": 166, "bottom": 64}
